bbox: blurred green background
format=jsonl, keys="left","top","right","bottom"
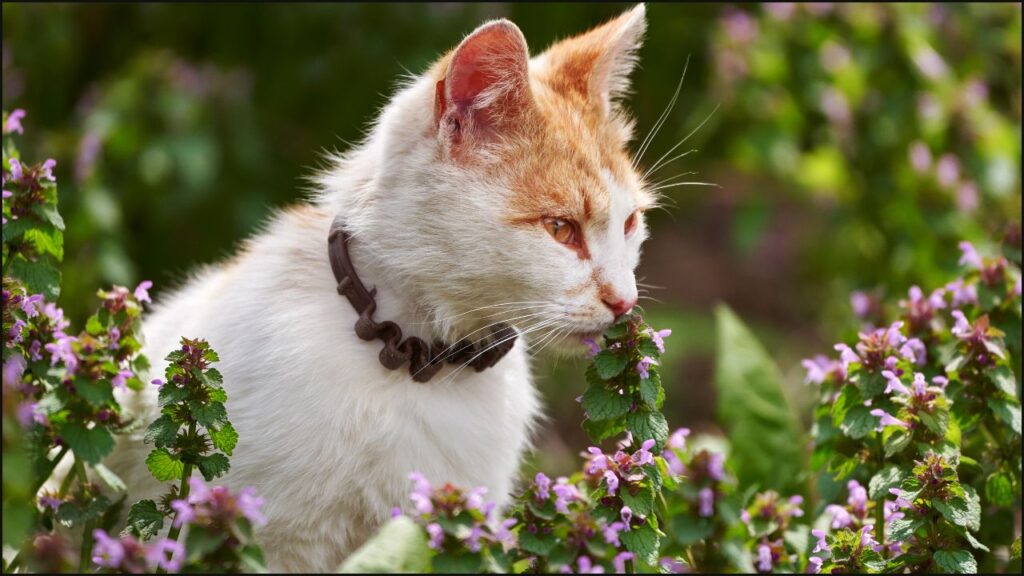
{"left": 3, "top": 3, "right": 1021, "bottom": 476}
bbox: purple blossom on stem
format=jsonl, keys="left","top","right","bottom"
{"left": 958, "top": 241, "right": 983, "bottom": 270}
{"left": 237, "top": 486, "right": 267, "bottom": 526}
{"left": 170, "top": 500, "right": 194, "bottom": 528}
{"left": 811, "top": 529, "right": 829, "bottom": 553}
{"left": 825, "top": 504, "right": 852, "bottom": 529}
{"left": 908, "top": 141, "right": 931, "bottom": 173}
{"left": 583, "top": 338, "right": 601, "bottom": 358}
{"left": 613, "top": 552, "right": 635, "bottom": 573}
{"left": 91, "top": 530, "right": 125, "bottom": 569}
{"left": 534, "top": 472, "right": 551, "bottom": 502}
{"left": 144, "top": 538, "right": 184, "bottom": 572}
{"left": 109, "top": 326, "right": 121, "bottom": 349}
{"left": 756, "top": 543, "right": 773, "bottom": 572}
{"left": 495, "top": 518, "right": 517, "bottom": 548}
{"left": 111, "top": 370, "right": 133, "bottom": 389}
{"left": 899, "top": 338, "right": 927, "bottom": 365}
{"left": 44, "top": 332, "right": 79, "bottom": 374}
{"left": 603, "top": 470, "right": 620, "bottom": 496}
{"left": 39, "top": 494, "right": 62, "bottom": 511}
{"left": 586, "top": 447, "right": 609, "bottom": 474}
{"left": 945, "top": 278, "right": 977, "bottom": 307}
{"left": 39, "top": 159, "right": 56, "bottom": 182}
{"left": 632, "top": 438, "right": 656, "bottom": 466}
{"left": 667, "top": 427, "right": 690, "bottom": 450}
{"left": 426, "top": 523, "right": 444, "bottom": 550}
{"left": 620, "top": 506, "right": 633, "bottom": 530}
{"left": 4, "top": 109, "right": 26, "bottom": 134}
{"left": 646, "top": 328, "right": 672, "bottom": 353}
{"left": 707, "top": 452, "right": 725, "bottom": 482}
{"left": 9, "top": 158, "right": 23, "bottom": 181}
{"left": 2, "top": 354, "right": 27, "bottom": 389}
{"left": 883, "top": 370, "right": 909, "bottom": 396}
{"left": 552, "top": 479, "right": 579, "bottom": 514}
{"left": 603, "top": 521, "right": 625, "bottom": 547}
{"left": 151, "top": 378, "right": 165, "bottom": 389}
{"left": 698, "top": 487, "right": 715, "bottom": 517}
{"left": 409, "top": 472, "right": 433, "bottom": 514}
{"left": 636, "top": 356, "right": 656, "bottom": 379}
{"left": 20, "top": 293, "right": 43, "bottom": 317}
{"left": 870, "top": 408, "right": 910, "bottom": 430}
{"left": 134, "top": 280, "right": 153, "bottom": 303}
{"left": 850, "top": 290, "right": 872, "bottom": 318}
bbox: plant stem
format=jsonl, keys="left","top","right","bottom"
{"left": 161, "top": 422, "right": 197, "bottom": 573}
{"left": 625, "top": 558, "right": 635, "bottom": 574}
{"left": 72, "top": 458, "right": 93, "bottom": 572}
{"left": 874, "top": 436, "right": 885, "bottom": 549}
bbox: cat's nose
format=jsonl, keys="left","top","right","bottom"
{"left": 602, "top": 297, "right": 636, "bottom": 319}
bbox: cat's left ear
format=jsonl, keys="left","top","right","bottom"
{"left": 539, "top": 4, "right": 647, "bottom": 115}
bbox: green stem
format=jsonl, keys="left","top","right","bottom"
{"left": 160, "top": 422, "right": 197, "bottom": 574}
{"left": 33, "top": 445, "right": 70, "bottom": 496}
{"left": 874, "top": 436, "right": 885, "bottom": 550}
{"left": 625, "top": 558, "right": 635, "bottom": 574}
{"left": 72, "top": 458, "right": 94, "bottom": 572}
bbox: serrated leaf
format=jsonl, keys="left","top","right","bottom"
{"left": 989, "top": 366, "right": 1018, "bottom": 397}
{"left": 207, "top": 387, "right": 227, "bottom": 403}
{"left": 10, "top": 257, "right": 60, "bottom": 300}
{"left": 518, "top": 529, "right": 558, "bottom": 556}
{"left": 33, "top": 202, "right": 65, "bottom": 231}
{"left": 56, "top": 495, "right": 111, "bottom": 525}
{"left": 603, "top": 322, "right": 629, "bottom": 340}
{"left": 23, "top": 227, "right": 63, "bottom": 260}
{"left": 203, "top": 367, "right": 224, "bottom": 387}
{"left": 621, "top": 523, "right": 660, "bottom": 565}
{"left": 639, "top": 375, "right": 663, "bottom": 410}
{"left": 583, "top": 417, "right": 626, "bottom": 443}
{"left": 593, "top": 350, "right": 629, "bottom": 380}
{"left": 883, "top": 428, "right": 912, "bottom": 457}
{"left": 145, "top": 448, "right": 184, "bottom": 482}
{"left": 158, "top": 383, "right": 189, "bottom": 407}
{"left": 189, "top": 400, "right": 228, "bottom": 428}
{"left": 209, "top": 422, "right": 238, "bottom": 456}
{"left": 60, "top": 422, "right": 115, "bottom": 464}
{"left": 984, "top": 472, "right": 1014, "bottom": 507}
{"left": 145, "top": 415, "right": 180, "bottom": 448}
{"left": 626, "top": 409, "right": 669, "bottom": 449}
{"left": 620, "top": 482, "right": 656, "bottom": 518}
{"left": 197, "top": 452, "right": 230, "bottom": 481}
{"left": 934, "top": 549, "right": 976, "bottom": 574}
{"left": 987, "top": 398, "right": 1022, "bottom": 435}
{"left": 888, "top": 518, "right": 922, "bottom": 542}
{"left": 582, "top": 385, "right": 632, "bottom": 422}
{"left": 868, "top": 465, "right": 904, "bottom": 499}
{"left": 124, "top": 500, "right": 165, "bottom": 540}
{"left": 714, "top": 306, "right": 802, "bottom": 493}
{"left": 918, "top": 408, "right": 949, "bottom": 436}
{"left": 933, "top": 496, "right": 980, "bottom": 532}
{"left": 841, "top": 405, "right": 876, "bottom": 439}
{"left": 75, "top": 378, "right": 115, "bottom": 408}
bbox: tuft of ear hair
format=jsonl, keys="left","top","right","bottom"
{"left": 538, "top": 4, "right": 647, "bottom": 115}
{"left": 435, "top": 19, "right": 533, "bottom": 148}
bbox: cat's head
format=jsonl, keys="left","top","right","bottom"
{"left": 343, "top": 5, "right": 655, "bottom": 356}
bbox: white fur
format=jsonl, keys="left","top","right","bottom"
{"left": 102, "top": 12, "right": 648, "bottom": 573}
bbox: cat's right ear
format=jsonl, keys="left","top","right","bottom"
{"left": 434, "top": 20, "right": 533, "bottom": 154}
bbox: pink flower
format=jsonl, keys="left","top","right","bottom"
{"left": 811, "top": 529, "right": 828, "bottom": 553}
{"left": 111, "top": 370, "right": 133, "bottom": 389}
{"left": 2, "top": 354, "right": 27, "bottom": 389}
{"left": 144, "top": 538, "right": 184, "bottom": 572}
{"left": 698, "top": 487, "right": 715, "bottom": 517}
{"left": 620, "top": 506, "right": 633, "bottom": 530}
{"left": 908, "top": 141, "right": 931, "bottom": 173}
{"left": 170, "top": 500, "right": 194, "bottom": 528}
{"left": 667, "top": 427, "right": 690, "bottom": 450}
{"left": 586, "top": 447, "right": 609, "bottom": 474}
{"left": 237, "top": 486, "right": 267, "bottom": 526}
{"left": 134, "top": 280, "right": 153, "bottom": 303}
{"left": 603, "top": 470, "right": 620, "bottom": 496}
{"left": 4, "top": 109, "right": 26, "bottom": 134}
{"left": 882, "top": 370, "right": 909, "bottom": 396}
{"left": 870, "top": 408, "right": 910, "bottom": 430}
{"left": 39, "top": 159, "right": 56, "bottom": 182}
{"left": 825, "top": 504, "right": 852, "bottom": 529}
{"left": 408, "top": 472, "right": 433, "bottom": 514}
{"left": 632, "top": 438, "right": 656, "bottom": 466}
{"left": 646, "top": 328, "right": 672, "bottom": 353}
{"left": 958, "top": 241, "right": 983, "bottom": 270}
{"left": 756, "top": 543, "right": 773, "bottom": 572}
{"left": 39, "top": 494, "right": 62, "bottom": 511}
{"left": 534, "top": 472, "right": 551, "bottom": 501}
{"left": 426, "top": 523, "right": 444, "bottom": 550}
{"left": 602, "top": 521, "right": 625, "bottom": 547}
{"left": 613, "top": 551, "right": 635, "bottom": 573}
{"left": 809, "top": 556, "right": 823, "bottom": 573}
{"left": 636, "top": 356, "right": 656, "bottom": 379}
{"left": 935, "top": 154, "right": 959, "bottom": 188}
{"left": 583, "top": 338, "right": 601, "bottom": 358}
{"left": 92, "top": 529, "right": 126, "bottom": 569}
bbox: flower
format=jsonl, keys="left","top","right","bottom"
{"left": 2, "top": 354, "right": 27, "bottom": 389}
{"left": 847, "top": 480, "right": 867, "bottom": 514}
{"left": 409, "top": 472, "right": 433, "bottom": 514}
{"left": 871, "top": 408, "right": 910, "bottom": 430}
{"left": 707, "top": 452, "right": 725, "bottom": 482}
{"left": 109, "top": 326, "right": 121, "bottom": 349}
{"left": 788, "top": 495, "right": 804, "bottom": 517}
{"left": 935, "top": 154, "right": 959, "bottom": 188}
{"left": 44, "top": 333, "right": 79, "bottom": 374}
{"left": 39, "top": 159, "right": 56, "bottom": 182}
{"left": 632, "top": 438, "right": 656, "bottom": 466}
{"left": 144, "top": 538, "right": 184, "bottom": 572}
{"left": 899, "top": 338, "right": 926, "bottom": 365}
{"left": 170, "top": 500, "right": 195, "bottom": 528}
{"left": 586, "top": 447, "right": 609, "bottom": 474}
{"left": 908, "top": 141, "right": 931, "bottom": 173}
{"left": 20, "top": 293, "right": 43, "bottom": 317}
{"left": 698, "top": 487, "right": 715, "bottom": 517}
{"left": 850, "top": 290, "right": 872, "bottom": 318}
{"left": 883, "top": 370, "right": 909, "bottom": 396}
{"left": 92, "top": 530, "right": 126, "bottom": 569}
{"left": 39, "top": 494, "right": 62, "bottom": 511}
{"left": 495, "top": 518, "right": 517, "bottom": 548}
{"left": 951, "top": 310, "right": 972, "bottom": 338}
{"left": 151, "top": 378, "right": 165, "bottom": 389}
{"left": 111, "top": 370, "right": 133, "bottom": 389}
{"left": 465, "top": 525, "right": 484, "bottom": 552}
{"left": 16, "top": 402, "right": 47, "bottom": 428}
{"left": 958, "top": 241, "right": 983, "bottom": 270}
{"left": 534, "top": 472, "right": 551, "bottom": 501}
{"left": 811, "top": 529, "right": 828, "bottom": 553}
{"left": 465, "top": 486, "right": 488, "bottom": 512}
{"left": 620, "top": 506, "right": 633, "bottom": 530}
{"left": 4, "top": 109, "right": 26, "bottom": 134}
{"left": 552, "top": 479, "right": 579, "bottom": 514}
{"left": 426, "top": 523, "right": 444, "bottom": 550}
{"left": 802, "top": 355, "right": 842, "bottom": 385}
{"left": 636, "top": 356, "right": 656, "bottom": 379}
{"left": 603, "top": 521, "right": 625, "bottom": 547}
{"left": 756, "top": 543, "right": 773, "bottom": 572}
{"left": 603, "top": 470, "right": 619, "bottom": 496}
{"left": 945, "top": 278, "right": 977, "bottom": 307}
{"left": 583, "top": 338, "right": 601, "bottom": 358}
{"left": 888, "top": 487, "right": 913, "bottom": 510}
{"left": 237, "top": 486, "right": 267, "bottom": 526}
{"left": 667, "top": 427, "right": 690, "bottom": 450}
{"left": 808, "top": 556, "right": 823, "bottom": 574}
{"left": 9, "top": 158, "right": 23, "bottom": 181}
{"left": 134, "top": 280, "right": 153, "bottom": 303}
{"left": 647, "top": 328, "right": 672, "bottom": 353}
{"left": 825, "top": 504, "right": 852, "bottom": 529}
{"left": 8, "top": 319, "right": 26, "bottom": 343}
{"left": 613, "top": 551, "right": 635, "bottom": 573}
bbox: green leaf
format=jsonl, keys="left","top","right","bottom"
{"left": 197, "top": 453, "right": 230, "bottom": 481}
{"left": 713, "top": 305, "right": 802, "bottom": 492}
{"left": 669, "top": 515, "right": 714, "bottom": 545}
{"left": 60, "top": 423, "right": 115, "bottom": 464}
{"left": 94, "top": 463, "right": 126, "bottom": 492}
{"left": 594, "top": 350, "right": 629, "bottom": 380}
{"left": 518, "top": 529, "right": 558, "bottom": 556}
{"left": 209, "top": 422, "right": 238, "bottom": 456}
{"left": 158, "top": 383, "right": 189, "bottom": 407}
{"left": 583, "top": 417, "right": 626, "bottom": 443}
{"left": 620, "top": 523, "right": 660, "bottom": 565}
{"left": 23, "top": 227, "right": 63, "bottom": 260}
{"left": 582, "top": 385, "right": 632, "bottom": 422}
{"left": 918, "top": 408, "right": 949, "bottom": 436}
{"left": 603, "top": 322, "right": 629, "bottom": 340}
{"left": 203, "top": 367, "right": 224, "bottom": 387}
{"left": 124, "top": 500, "right": 164, "bottom": 540}
{"left": 620, "top": 482, "right": 656, "bottom": 518}
{"left": 868, "top": 465, "right": 904, "bottom": 499}
{"left": 56, "top": 495, "right": 111, "bottom": 525}
{"left": 888, "top": 518, "right": 923, "bottom": 542}
{"left": 10, "top": 257, "right": 61, "bottom": 300}
{"left": 337, "top": 516, "right": 430, "bottom": 573}
{"left": 145, "top": 448, "right": 184, "bottom": 482}
{"left": 75, "top": 378, "right": 115, "bottom": 408}
{"left": 987, "top": 398, "right": 1022, "bottom": 435}
{"left": 189, "top": 400, "right": 228, "bottom": 428}
{"left": 933, "top": 496, "right": 980, "bottom": 532}
{"left": 432, "top": 553, "right": 483, "bottom": 574}
{"left": 626, "top": 410, "right": 669, "bottom": 449}
{"left": 145, "top": 415, "right": 180, "bottom": 448}
{"left": 934, "top": 550, "right": 976, "bottom": 574}
{"left": 989, "top": 366, "right": 1018, "bottom": 397}
{"left": 33, "top": 202, "right": 65, "bottom": 231}
{"left": 207, "top": 387, "right": 227, "bottom": 403}
{"left": 883, "top": 428, "right": 912, "bottom": 457}
{"left": 984, "top": 472, "right": 1014, "bottom": 507}
{"left": 639, "top": 375, "right": 663, "bottom": 410}
{"left": 841, "top": 405, "right": 876, "bottom": 439}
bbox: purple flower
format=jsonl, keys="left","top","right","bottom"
{"left": 620, "top": 506, "right": 633, "bottom": 530}
{"left": 187, "top": 476, "right": 211, "bottom": 504}
{"left": 847, "top": 480, "right": 868, "bottom": 513}
{"left": 636, "top": 356, "right": 656, "bottom": 379}
{"left": 465, "top": 525, "right": 485, "bottom": 552}
{"left": 956, "top": 182, "right": 979, "bottom": 213}
{"left": 465, "top": 485, "right": 488, "bottom": 513}
{"left": 859, "top": 525, "right": 879, "bottom": 549}
{"left": 834, "top": 343, "right": 860, "bottom": 371}
{"left": 8, "top": 319, "right": 26, "bottom": 343}
{"left": 92, "top": 529, "right": 126, "bottom": 569}
{"left": 945, "top": 278, "right": 978, "bottom": 307}
{"left": 586, "top": 447, "right": 608, "bottom": 474}
{"left": 39, "top": 494, "right": 62, "bottom": 511}
{"left": 899, "top": 338, "right": 926, "bottom": 365}
{"left": 151, "top": 378, "right": 165, "bottom": 389}
{"left": 707, "top": 452, "right": 725, "bottom": 482}
{"left": 495, "top": 518, "right": 517, "bottom": 548}
{"left": 850, "top": 290, "right": 872, "bottom": 318}
{"left": 884, "top": 500, "right": 905, "bottom": 524}
{"left": 825, "top": 504, "right": 852, "bottom": 529}
{"left": 111, "top": 370, "right": 133, "bottom": 389}
{"left": 663, "top": 449, "right": 684, "bottom": 476}
{"left": 408, "top": 472, "right": 433, "bottom": 514}
{"left": 802, "top": 355, "right": 841, "bottom": 385}
{"left": 722, "top": 8, "right": 759, "bottom": 44}
{"left": 552, "top": 480, "right": 579, "bottom": 514}
{"left": 16, "top": 402, "right": 47, "bottom": 427}
{"left": 603, "top": 521, "right": 625, "bottom": 547}
{"left": 908, "top": 141, "right": 931, "bottom": 173}
{"left": 583, "top": 338, "right": 601, "bottom": 358}
{"left": 134, "top": 280, "right": 153, "bottom": 303}
{"left": 889, "top": 487, "right": 913, "bottom": 509}
{"left": 1014, "top": 277, "right": 1022, "bottom": 297}
{"left": 145, "top": 538, "right": 184, "bottom": 572}
{"left": 426, "top": 523, "right": 444, "bottom": 550}
{"left": 647, "top": 328, "right": 672, "bottom": 353}
{"left": 109, "top": 326, "right": 121, "bottom": 349}
{"left": 237, "top": 486, "right": 267, "bottom": 526}
{"left": 39, "top": 159, "right": 56, "bottom": 182}
{"left": 870, "top": 408, "right": 910, "bottom": 430}
{"left": 958, "top": 241, "right": 983, "bottom": 270}
{"left": 883, "top": 370, "right": 909, "bottom": 396}
{"left": 788, "top": 495, "right": 804, "bottom": 517}
{"left": 575, "top": 556, "right": 603, "bottom": 574}
{"left": 756, "top": 543, "right": 773, "bottom": 572}
{"left": 932, "top": 375, "right": 949, "bottom": 390}
{"left": 613, "top": 551, "right": 635, "bottom": 573}
{"left": 935, "top": 154, "right": 959, "bottom": 188}
{"left": 809, "top": 556, "right": 823, "bottom": 574}
{"left": 950, "top": 310, "right": 973, "bottom": 339}
{"left": 698, "top": 487, "right": 715, "bottom": 517}
{"left": 2, "top": 354, "right": 27, "bottom": 389}
{"left": 4, "top": 109, "right": 26, "bottom": 134}
{"left": 632, "top": 438, "right": 656, "bottom": 466}
{"left": 764, "top": 3, "right": 796, "bottom": 21}
{"left": 534, "top": 472, "right": 551, "bottom": 501}
{"left": 811, "top": 529, "right": 828, "bottom": 553}
{"left": 668, "top": 427, "right": 690, "bottom": 450}
{"left": 603, "top": 470, "right": 620, "bottom": 496}
{"left": 9, "top": 158, "right": 23, "bottom": 181}
{"left": 44, "top": 333, "right": 79, "bottom": 374}
{"left": 20, "top": 293, "right": 43, "bottom": 317}
{"left": 170, "top": 499, "right": 194, "bottom": 528}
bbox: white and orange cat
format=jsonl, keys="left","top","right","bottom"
{"left": 107, "top": 4, "right": 654, "bottom": 571}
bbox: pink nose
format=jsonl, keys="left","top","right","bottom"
{"left": 603, "top": 297, "right": 636, "bottom": 318}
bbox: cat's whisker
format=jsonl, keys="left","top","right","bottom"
{"left": 633, "top": 55, "right": 690, "bottom": 170}
{"left": 642, "top": 103, "right": 720, "bottom": 181}
{"left": 648, "top": 181, "right": 721, "bottom": 193}
{"left": 644, "top": 150, "right": 698, "bottom": 181}
{"left": 435, "top": 317, "right": 562, "bottom": 387}
{"left": 638, "top": 294, "right": 665, "bottom": 304}
{"left": 406, "top": 301, "right": 556, "bottom": 326}
{"left": 649, "top": 171, "right": 697, "bottom": 190}
{"left": 636, "top": 281, "right": 665, "bottom": 291}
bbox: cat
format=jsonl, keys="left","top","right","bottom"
{"left": 105, "top": 4, "right": 654, "bottom": 572}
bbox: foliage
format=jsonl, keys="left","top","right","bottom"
{"left": 2, "top": 110, "right": 265, "bottom": 574}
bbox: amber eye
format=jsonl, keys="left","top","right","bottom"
{"left": 624, "top": 211, "right": 638, "bottom": 236}
{"left": 543, "top": 217, "right": 578, "bottom": 245}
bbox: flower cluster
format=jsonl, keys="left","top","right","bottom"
{"left": 92, "top": 530, "right": 184, "bottom": 573}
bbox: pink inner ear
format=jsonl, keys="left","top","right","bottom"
{"left": 444, "top": 22, "right": 529, "bottom": 123}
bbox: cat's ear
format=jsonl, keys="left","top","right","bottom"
{"left": 434, "top": 19, "right": 533, "bottom": 148}
{"left": 539, "top": 4, "right": 646, "bottom": 115}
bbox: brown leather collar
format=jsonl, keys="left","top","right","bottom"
{"left": 327, "top": 227, "right": 517, "bottom": 383}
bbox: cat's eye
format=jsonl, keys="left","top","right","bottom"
{"left": 624, "top": 211, "right": 638, "bottom": 236}
{"left": 543, "top": 217, "right": 578, "bottom": 245}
